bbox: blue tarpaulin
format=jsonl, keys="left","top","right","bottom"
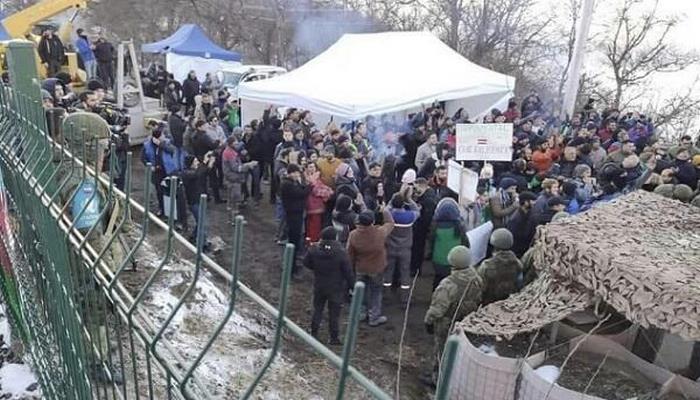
{"left": 142, "top": 24, "right": 241, "bottom": 61}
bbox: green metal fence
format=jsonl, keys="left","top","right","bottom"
{"left": 0, "top": 40, "right": 461, "bottom": 399}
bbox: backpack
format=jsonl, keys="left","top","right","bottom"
{"left": 71, "top": 180, "right": 103, "bottom": 231}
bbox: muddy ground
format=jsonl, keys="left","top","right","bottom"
{"left": 127, "top": 157, "right": 438, "bottom": 399}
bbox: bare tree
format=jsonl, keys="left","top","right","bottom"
{"left": 601, "top": 0, "right": 699, "bottom": 109}
{"left": 641, "top": 79, "right": 700, "bottom": 141}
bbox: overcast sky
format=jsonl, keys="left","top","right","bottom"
{"left": 580, "top": 0, "right": 700, "bottom": 104}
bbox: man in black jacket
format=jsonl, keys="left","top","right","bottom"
{"left": 411, "top": 178, "right": 438, "bottom": 276}
{"left": 303, "top": 226, "right": 355, "bottom": 345}
{"left": 506, "top": 191, "right": 537, "bottom": 257}
{"left": 167, "top": 104, "right": 187, "bottom": 145}
{"left": 182, "top": 71, "right": 200, "bottom": 116}
{"left": 280, "top": 163, "right": 311, "bottom": 277}
{"left": 38, "top": 28, "right": 65, "bottom": 77}
{"left": 182, "top": 154, "right": 215, "bottom": 250}
{"left": 93, "top": 36, "right": 115, "bottom": 88}
{"left": 191, "top": 120, "right": 225, "bottom": 203}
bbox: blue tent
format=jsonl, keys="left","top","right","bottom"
{"left": 0, "top": 13, "right": 11, "bottom": 41}
{"left": 142, "top": 24, "right": 241, "bottom": 61}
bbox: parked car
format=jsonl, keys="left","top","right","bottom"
{"left": 216, "top": 65, "right": 287, "bottom": 97}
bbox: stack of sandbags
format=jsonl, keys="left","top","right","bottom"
{"left": 449, "top": 330, "right": 521, "bottom": 400}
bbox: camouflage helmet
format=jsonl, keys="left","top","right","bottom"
{"left": 447, "top": 246, "right": 471, "bottom": 270}
{"left": 490, "top": 228, "right": 514, "bottom": 250}
{"left": 62, "top": 111, "right": 111, "bottom": 168}
{"left": 653, "top": 184, "right": 675, "bottom": 199}
{"left": 672, "top": 184, "right": 694, "bottom": 203}
{"left": 552, "top": 211, "right": 570, "bottom": 222}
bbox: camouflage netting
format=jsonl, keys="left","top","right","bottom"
{"left": 460, "top": 191, "right": 700, "bottom": 340}
{"left": 459, "top": 271, "right": 591, "bottom": 337}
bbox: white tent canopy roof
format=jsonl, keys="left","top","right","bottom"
{"left": 238, "top": 31, "right": 516, "bottom": 120}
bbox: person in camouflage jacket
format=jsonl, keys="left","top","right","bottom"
{"left": 424, "top": 246, "right": 483, "bottom": 384}
{"left": 477, "top": 228, "right": 522, "bottom": 305}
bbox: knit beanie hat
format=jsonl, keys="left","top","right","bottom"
{"left": 673, "top": 184, "right": 694, "bottom": 203}
{"left": 402, "top": 169, "right": 417, "bottom": 185}
{"left": 87, "top": 79, "right": 105, "bottom": 91}
{"left": 447, "top": 246, "right": 471, "bottom": 269}
{"left": 653, "top": 184, "right": 675, "bottom": 199}
{"left": 499, "top": 177, "right": 518, "bottom": 190}
{"left": 320, "top": 226, "right": 338, "bottom": 241}
{"left": 490, "top": 228, "right": 514, "bottom": 250}
{"left": 693, "top": 154, "right": 700, "bottom": 167}
{"left": 358, "top": 210, "right": 375, "bottom": 226}
{"left": 40, "top": 89, "right": 52, "bottom": 100}
{"left": 335, "top": 194, "right": 352, "bottom": 212}
{"left": 286, "top": 163, "right": 302, "bottom": 174}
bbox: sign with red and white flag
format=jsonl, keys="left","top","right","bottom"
{"left": 456, "top": 123, "right": 513, "bottom": 162}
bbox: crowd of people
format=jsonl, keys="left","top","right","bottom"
{"left": 39, "top": 26, "right": 116, "bottom": 87}
{"left": 34, "top": 42, "right": 700, "bottom": 386}
{"left": 138, "top": 84, "right": 700, "bottom": 373}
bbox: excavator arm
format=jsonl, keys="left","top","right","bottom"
{"left": 2, "top": 0, "right": 88, "bottom": 39}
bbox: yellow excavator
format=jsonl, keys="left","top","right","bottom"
{"left": 1, "top": 0, "right": 89, "bottom": 82}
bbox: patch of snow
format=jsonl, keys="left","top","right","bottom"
{"left": 128, "top": 236, "right": 323, "bottom": 398}
{"left": 0, "top": 363, "right": 40, "bottom": 399}
{"left": 0, "top": 304, "right": 11, "bottom": 347}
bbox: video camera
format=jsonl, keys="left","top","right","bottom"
{"left": 57, "top": 92, "right": 78, "bottom": 109}
{"left": 94, "top": 102, "right": 131, "bottom": 128}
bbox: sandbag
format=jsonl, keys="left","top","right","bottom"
{"left": 448, "top": 330, "right": 520, "bottom": 400}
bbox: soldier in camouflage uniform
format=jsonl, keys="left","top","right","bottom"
{"left": 61, "top": 112, "right": 129, "bottom": 272}
{"left": 477, "top": 228, "right": 522, "bottom": 305}
{"left": 424, "top": 246, "right": 483, "bottom": 385}
{"left": 60, "top": 112, "right": 127, "bottom": 383}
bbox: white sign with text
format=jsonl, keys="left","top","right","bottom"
{"left": 456, "top": 123, "right": 513, "bottom": 161}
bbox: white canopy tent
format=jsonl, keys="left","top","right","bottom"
{"left": 239, "top": 31, "right": 515, "bottom": 123}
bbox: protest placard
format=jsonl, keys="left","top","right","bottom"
{"left": 456, "top": 123, "right": 513, "bottom": 161}
{"left": 467, "top": 221, "right": 493, "bottom": 266}
{"left": 447, "top": 160, "right": 479, "bottom": 203}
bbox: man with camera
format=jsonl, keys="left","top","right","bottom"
{"left": 182, "top": 153, "right": 216, "bottom": 250}
{"left": 191, "top": 120, "right": 225, "bottom": 204}
{"left": 73, "top": 90, "right": 131, "bottom": 189}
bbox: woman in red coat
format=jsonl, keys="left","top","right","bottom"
{"left": 305, "top": 162, "right": 333, "bottom": 244}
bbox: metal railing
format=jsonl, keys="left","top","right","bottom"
{"left": 0, "top": 46, "right": 460, "bottom": 399}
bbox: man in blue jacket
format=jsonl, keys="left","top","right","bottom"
{"left": 141, "top": 123, "right": 175, "bottom": 218}
{"left": 75, "top": 29, "right": 96, "bottom": 80}
{"left": 384, "top": 186, "right": 420, "bottom": 304}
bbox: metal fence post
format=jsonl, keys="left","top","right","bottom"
{"left": 435, "top": 335, "right": 460, "bottom": 400}
{"left": 336, "top": 281, "right": 365, "bottom": 400}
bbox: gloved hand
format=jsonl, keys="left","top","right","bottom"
{"left": 425, "top": 323, "right": 434, "bottom": 335}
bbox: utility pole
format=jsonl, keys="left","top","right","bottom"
{"left": 561, "top": 0, "right": 595, "bottom": 120}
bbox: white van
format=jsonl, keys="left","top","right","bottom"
{"left": 216, "top": 65, "right": 287, "bottom": 97}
